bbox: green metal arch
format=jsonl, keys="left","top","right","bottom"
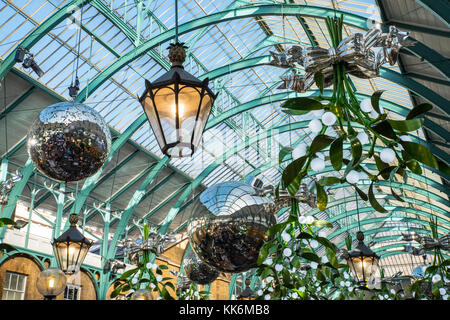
{"left": 336, "top": 225, "right": 444, "bottom": 249}
{"left": 75, "top": 4, "right": 450, "bottom": 116}
{"left": 0, "top": 250, "right": 46, "bottom": 270}
{"left": 204, "top": 87, "right": 449, "bottom": 143}
{"left": 329, "top": 216, "right": 448, "bottom": 240}
{"left": 156, "top": 120, "right": 448, "bottom": 238}
{"left": 329, "top": 206, "right": 449, "bottom": 230}
{"left": 415, "top": 0, "right": 450, "bottom": 27}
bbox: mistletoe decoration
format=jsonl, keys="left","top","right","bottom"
{"left": 111, "top": 224, "right": 176, "bottom": 300}
{"left": 275, "top": 15, "right": 449, "bottom": 213}
{"left": 407, "top": 218, "right": 450, "bottom": 300}
{"left": 254, "top": 198, "right": 367, "bottom": 300}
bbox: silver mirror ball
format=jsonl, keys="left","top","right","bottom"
{"left": 27, "top": 102, "right": 111, "bottom": 182}
{"left": 187, "top": 181, "right": 277, "bottom": 273}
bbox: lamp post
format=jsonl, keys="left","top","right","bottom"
{"left": 138, "top": 0, "right": 216, "bottom": 158}
{"left": 52, "top": 214, "right": 92, "bottom": 274}
{"left": 36, "top": 268, "right": 67, "bottom": 300}
{"left": 345, "top": 231, "right": 380, "bottom": 285}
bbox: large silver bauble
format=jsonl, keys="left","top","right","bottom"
{"left": 183, "top": 248, "right": 219, "bottom": 285}
{"left": 187, "top": 181, "right": 277, "bottom": 273}
{"left": 27, "top": 102, "right": 111, "bottom": 182}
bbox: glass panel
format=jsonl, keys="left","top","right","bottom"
{"left": 178, "top": 86, "right": 201, "bottom": 144}
{"left": 9, "top": 273, "right": 17, "bottom": 291}
{"left": 142, "top": 93, "right": 166, "bottom": 151}
{"left": 3, "top": 272, "right": 11, "bottom": 289}
{"left": 192, "top": 93, "right": 213, "bottom": 149}
{"left": 154, "top": 86, "right": 176, "bottom": 146}
{"left": 54, "top": 242, "right": 68, "bottom": 272}
{"left": 17, "top": 275, "right": 25, "bottom": 291}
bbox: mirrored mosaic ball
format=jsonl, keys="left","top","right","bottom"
{"left": 183, "top": 248, "right": 219, "bottom": 285}
{"left": 27, "top": 102, "right": 111, "bottom": 182}
{"left": 187, "top": 181, "right": 277, "bottom": 273}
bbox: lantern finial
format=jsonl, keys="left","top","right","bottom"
{"left": 168, "top": 43, "right": 187, "bottom": 67}
{"left": 69, "top": 214, "right": 78, "bottom": 226}
{"left": 356, "top": 231, "right": 364, "bottom": 242}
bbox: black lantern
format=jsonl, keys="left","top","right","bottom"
{"left": 345, "top": 231, "right": 380, "bottom": 285}
{"left": 52, "top": 214, "right": 92, "bottom": 274}
{"left": 139, "top": 43, "right": 216, "bottom": 158}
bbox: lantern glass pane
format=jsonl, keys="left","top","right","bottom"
{"left": 141, "top": 95, "right": 166, "bottom": 151}
{"left": 348, "top": 256, "right": 378, "bottom": 283}
{"left": 192, "top": 93, "right": 213, "bottom": 148}
{"left": 53, "top": 241, "right": 89, "bottom": 273}
{"left": 66, "top": 242, "right": 82, "bottom": 273}
{"left": 178, "top": 85, "right": 201, "bottom": 144}
{"left": 53, "top": 242, "right": 69, "bottom": 272}
{"left": 154, "top": 86, "right": 177, "bottom": 145}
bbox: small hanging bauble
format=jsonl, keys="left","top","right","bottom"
{"left": 380, "top": 148, "right": 395, "bottom": 163}
{"left": 360, "top": 98, "right": 373, "bottom": 113}
{"left": 357, "top": 131, "right": 369, "bottom": 145}
{"left": 292, "top": 143, "right": 307, "bottom": 159}
{"left": 311, "top": 157, "right": 325, "bottom": 172}
{"left": 27, "top": 102, "right": 111, "bottom": 182}
{"left": 321, "top": 111, "right": 337, "bottom": 126}
{"left": 187, "top": 181, "right": 277, "bottom": 273}
{"left": 183, "top": 248, "right": 219, "bottom": 285}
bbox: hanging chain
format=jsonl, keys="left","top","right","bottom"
{"left": 69, "top": 4, "right": 84, "bottom": 100}
{"left": 174, "top": 0, "right": 179, "bottom": 43}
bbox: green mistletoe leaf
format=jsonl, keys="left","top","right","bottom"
{"left": 330, "top": 136, "right": 343, "bottom": 170}
{"left": 368, "top": 182, "right": 387, "bottom": 213}
{"left": 371, "top": 90, "right": 385, "bottom": 114}
{"left": 406, "top": 103, "right": 432, "bottom": 120}
{"left": 281, "top": 97, "right": 324, "bottom": 111}
{"left": 388, "top": 118, "right": 424, "bottom": 132}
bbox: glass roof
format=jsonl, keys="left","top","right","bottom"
{"left": 0, "top": 0, "right": 448, "bottom": 276}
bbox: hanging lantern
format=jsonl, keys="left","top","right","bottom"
{"left": 346, "top": 231, "right": 380, "bottom": 285}
{"left": 52, "top": 214, "right": 92, "bottom": 274}
{"left": 139, "top": 43, "right": 216, "bottom": 158}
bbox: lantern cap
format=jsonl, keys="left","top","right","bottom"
{"left": 53, "top": 214, "right": 92, "bottom": 246}
{"left": 348, "top": 231, "right": 380, "bottom": 259}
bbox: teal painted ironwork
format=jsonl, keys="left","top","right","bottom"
{"left": 328, "top": 215, "right": 449, "bottom": 240}
{"left": 0, "top": 86, "right": 35, "bottom": 120}
{"left": 0, "top": 159, "right": 34, "bottom": 240}
{"left": 329, "top": 206, "right": 449, "bottom": 230}
{"left": 0, "top": 137, "right": 26, "bottom": 161}
{"left": 77, "top": 4, "right": 450, "bottom": 114}
{"left": 108, "top": 171, "right": 176, "bottom": 228}
{"left": 415, "top": 0, "right": 450, "bottom": 27}
{"left": 105, "top": 156, "right": 170, "bottom": 261}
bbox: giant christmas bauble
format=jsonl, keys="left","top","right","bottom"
{"left": 187, "top": 181, "right": 277, "bottom": 273}
{"left": 183, "top": 248, "right": 219, "bottom": 285}
{"left": 27, "top": 102, "right": 111, "bottom": 182}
